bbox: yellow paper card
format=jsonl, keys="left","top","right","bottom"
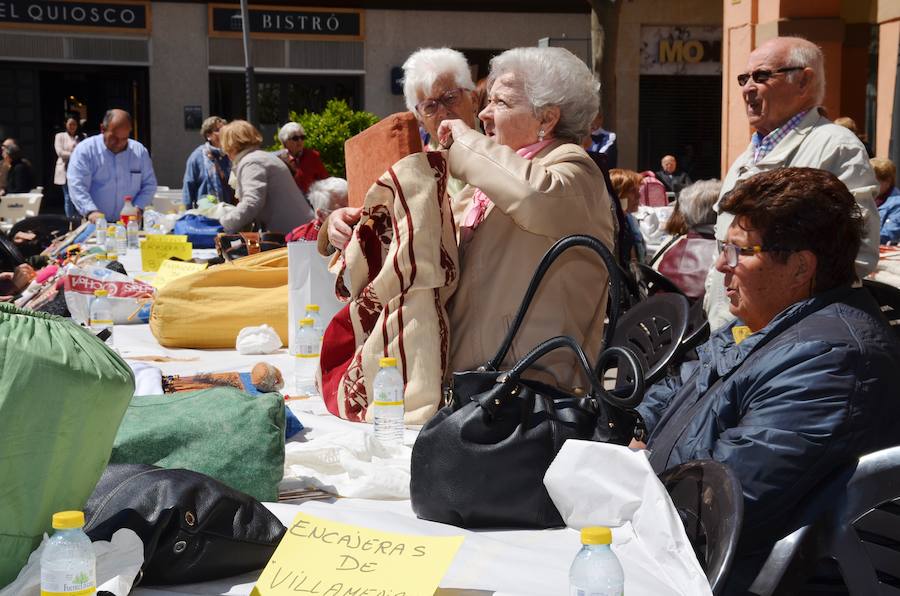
{"left": 251, "top": 512, "right": 464, "bottom": 596}
{"left": 140, "top": 237, "right": 193, "bottom": 272}
{"left": 152, "top": 259, "right": 207, "bottom": 289}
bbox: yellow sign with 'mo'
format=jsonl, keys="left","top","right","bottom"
{"left": 252, "top": 512, "right": 464, "bottom": 596}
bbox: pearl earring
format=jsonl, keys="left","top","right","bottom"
{"left": 538, "top": 128, "right": 545, "bottom": 141}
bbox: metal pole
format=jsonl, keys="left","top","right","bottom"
{"left": 239, "top": 0, "right": 257, "bottom": 126}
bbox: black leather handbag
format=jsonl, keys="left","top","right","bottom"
{"left": 410, "top": 235, "right": 645, "bottom": 529}
{"left": 84, "top": 463, "right": 286, "bottom": 586}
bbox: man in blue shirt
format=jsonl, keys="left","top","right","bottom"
{"left": 67, "top": 109, "right": 157, "bottom": 222}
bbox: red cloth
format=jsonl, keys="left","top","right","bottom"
{"left": 285, "top": 149, "right": 329, "bottom": 194}
{"left": 285, "top": 220, "right": 321, "bottom": 242}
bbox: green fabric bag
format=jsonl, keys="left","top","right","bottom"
{"left": 110, "top": 387, "right": 285, "bottom": 503}
{"left": 0, "top": 303, "right": 134, "bottom": 586}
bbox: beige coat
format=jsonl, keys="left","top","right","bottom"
{"left": 445, "top": 130, "right": 615, "bottom": 390}
{"left": 54, "top": 131, "right": 79, "bottom": 185}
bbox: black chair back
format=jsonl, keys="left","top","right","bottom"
{"left": 748, "top": 445, "right": 900, "bottom": 595}
{"left": 660, "top": 459, "right": 744, "bottom": 595}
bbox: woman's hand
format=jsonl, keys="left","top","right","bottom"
{"left": 436, "top": 119, "right": 473, "bottom": 150}
{"left": 327, "top": 207, "right": 362, "bottom": 251}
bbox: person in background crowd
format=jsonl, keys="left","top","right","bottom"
{"left": 285, "top": 177, "right": 348, "bottom": 242}
{"left": 632, "top": 167, "right": 900, "bottom": 594}
{"left": 182, "top": 116, "right": 233, "bottom": 208}
{"left": 276, "top": 122, "right": 329, "bottom": 195}
{"left": 325, "top": 46, "right": 615, "bottom": 389}
{"left": 653, "top": 179, "right": 721, "bottom": 299}
{"left": 871, "top": 157, "right": 900, "bottom": 244}
{"left": 834, "top": 115, "right": 873, "bottom": 157}
{"left": 67, "top": 109, "right": 157, "bottom": 223}
{"left": 0, "top": 138, "right": 16, "bottom": 195}
{"left": 586, "top": 110, "right": 617, "bottom": 169}
{"left": 638, "top": 170, "right": 668, "bottom": 207}
{"left": 54, "top": 116, "right": 83, "bottom": 217}
{"left": 609, "top": 168, "right": 646, "bottom": 264}
{"left": 3, "top": 144, "right": 34, "bottom": 194}
{"left": 219, "top": 120, "right": 314, "bottom": 235}
{"left": 402, "top": 47, "right": 479, "bottom": 221}
{"left": 655, "top": 154, "right": 692, "bottom": 197}
{"left": 705, "top": 36, "right": 880, "bottom": 331}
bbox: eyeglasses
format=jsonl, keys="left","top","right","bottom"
{"left": 717, "top": 240, "right": 764, "bottom": 268}
{"left": 415, "top": 87, "right": 465, "bottom": 118}
{"left": 736, "top": 66, "right": 804, "bottom": 87}
{"left": 288, "top": 135, "right": 306, "bottom": 142}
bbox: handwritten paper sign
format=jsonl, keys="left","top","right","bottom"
{"left": 151, "top": 259, "right": 208, "bottom": 289}
{"left": 140, "top": 235, "right": 192, "bottom": 272}
{"left": 251, "top": 512, "right": 464, "bottom": 596}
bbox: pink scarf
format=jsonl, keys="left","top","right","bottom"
{"left": 462, "top": 138, "right": 554, "bottom": 229}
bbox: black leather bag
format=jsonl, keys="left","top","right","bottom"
{"left": 84, "top": 463, "right": 286, "bottom": 586}
{"left": 410, "top": 235, "right": 645, "bottom": 529}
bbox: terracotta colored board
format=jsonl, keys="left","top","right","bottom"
{"left": 344, "top": 111, "right": 423, "bottom": 208}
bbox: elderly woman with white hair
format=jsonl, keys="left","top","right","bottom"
{"left": 277, "top": 121, "right": 329, "bottom": 194}
{"left": 325, "top": 46, "right": 615, "bottom": 389}
{"left": 653, "top": 179, "right": 721, "bottom": 299}
{"left": 285, "top": 177, "right": 348, "bottom": 241}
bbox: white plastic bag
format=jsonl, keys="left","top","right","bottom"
{"left": 544, "top": 440, "right": 712, "bottom": 596}
{"left": 236, "top": 324, "right": 283, "bottom": 354}
{"left": 288, "top": 241, "right": 343, "bottom": 354}
{"left": 63, "top": 265, "right": 155, "bottom": 326}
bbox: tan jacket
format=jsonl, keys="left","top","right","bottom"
{"left": 445, "top": 130, "right": 615, "bottom": 389}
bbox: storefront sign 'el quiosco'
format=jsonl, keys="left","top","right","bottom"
{"left": 0, "top": 0, "right": 149, "bottom": 31}
{"left": 209, "top": 3, "right": 364, "bottom": 41}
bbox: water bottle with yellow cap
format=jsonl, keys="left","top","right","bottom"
{"left": 569, "top": 526, "right": 624, "bottom": 595}
{"left": 372, "top": 356, "right": 404, "bottom": 445}
{"left": 89, "top": 289, "right": 113, "bottom": 348}
{"left": 294, "top": 317, "right": 320, "bottom": 398}
{"left": 40, "top": 510, "right": 96, "bottom": 595}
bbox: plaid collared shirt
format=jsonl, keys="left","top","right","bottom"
{"left": 751, "top": 109, "right": 810, "bottom": 164}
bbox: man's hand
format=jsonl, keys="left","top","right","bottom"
{"left": 87, "top": 211, "right": 105, "bottom": 224}
{"left": 327, "top": 207, "right": 362, "bottom": 252}
{"left": 628, "top": 439, "right": 647, "bottom": 450}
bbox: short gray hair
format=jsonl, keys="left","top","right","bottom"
{"left": 278, "top": 121, "right": 306, "bottom": 144}
{"left": 677, "top": 179, "right": 721, "bottom": 228}
{"left": 201, "top": 116, "right": 225, "bottom": 138}
{"left": 783, "top": 38, "right": 825, "bottom": 105}
{"left": 488, "top": 47, "right": 600, "bottom": 144}
{"left": 402, "top": 47, "right": 475, "bottom": 114}
{"left": 307, "top": 177, "right": 348, "bottom": 215}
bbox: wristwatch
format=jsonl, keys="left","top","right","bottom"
{"left": 633, "top": 413, "right": 648, "bottom": 443}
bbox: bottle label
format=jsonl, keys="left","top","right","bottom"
{"left": 569, "top": 588, "right": 623, "bottom": 596}
{"left": 89, "top": 319, "right": 113, "bottom": 326}
{"left": 41, "top": 568, "right": 96, "bottom": 594}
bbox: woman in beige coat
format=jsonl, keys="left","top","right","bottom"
{"left": 54, "top": 117, "right": 82, "bottom": 218}
{"left": 326, "top": 47, "right": 615, "bottom": 391}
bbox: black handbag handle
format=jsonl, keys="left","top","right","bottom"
{"left": 486, "top": 234, "right": 623, "bottom": 373}
{"left": 500, "top": 335, "right": 644, "bottom": 411}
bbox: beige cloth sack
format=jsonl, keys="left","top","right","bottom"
{"left": 320, "top": 151, "right": 458, "bottom": 424}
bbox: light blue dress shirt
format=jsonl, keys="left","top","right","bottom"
{"left": 67, "top": 134, "right": 157, "bottom": 220}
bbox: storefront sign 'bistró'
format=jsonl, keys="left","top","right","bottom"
{"left": 0, "top": 1, "right": 149, "bottom": 31}
{"left": 210, "top": 4, "right": 363, "bottom": 41}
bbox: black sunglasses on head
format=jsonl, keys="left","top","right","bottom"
{"left": 737, "top": 66, "right": 804, "bottom": 87}
{"left": 289, "top": 134, "right": 306, "bottom": 141}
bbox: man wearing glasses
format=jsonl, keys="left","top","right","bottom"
{"left": 632, "top": 167, "right": 900, "bottom": 593}
{"left": 704, "top": 36, "right": 880, "bottom": 330}
{"left": 276, "top": 121, "right": 329, "bottom": 195}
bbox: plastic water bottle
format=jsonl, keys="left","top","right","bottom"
{"left": 40, "top": 510, "right": 96, "bottom": 596}
{"left": 104, "top": 226, "right": 118, "bottom": 260}
{"left": 115, "top": 222, "right": 127, "bottom": 254}
{"left": 126, "top": 218, "right": 139, "bottom": 249}
{"left": 90, "top": 288, "right": 114, "bottom": 348}
{"left": 95, "top": 216, "right": 107, "bottom": 245}
{"left": 304, "top": 304, "right": 324, "bottom": 338}
{"left": 120, "top": 195, "right": 139, "bottom": 226}
{"left": 294, "top": 318, "right": 320, "bottom": 398}
{"left": 372, "top": 357, "right": 404, "bottom": 445}
{"left": 569, "top": 527, "right": 624, "bottom": 596}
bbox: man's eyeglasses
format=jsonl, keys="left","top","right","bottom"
{"left": 415, "top": 88, "right": 466, "bottom": 118}
{"left": 717, "top": 240, "right": 764, "bottom": 268}
{"left": 736, "top": 66, "right": 804, "bottom": 87}
{"left": 288, "top": 135, "right": 306, "bottom": 142}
